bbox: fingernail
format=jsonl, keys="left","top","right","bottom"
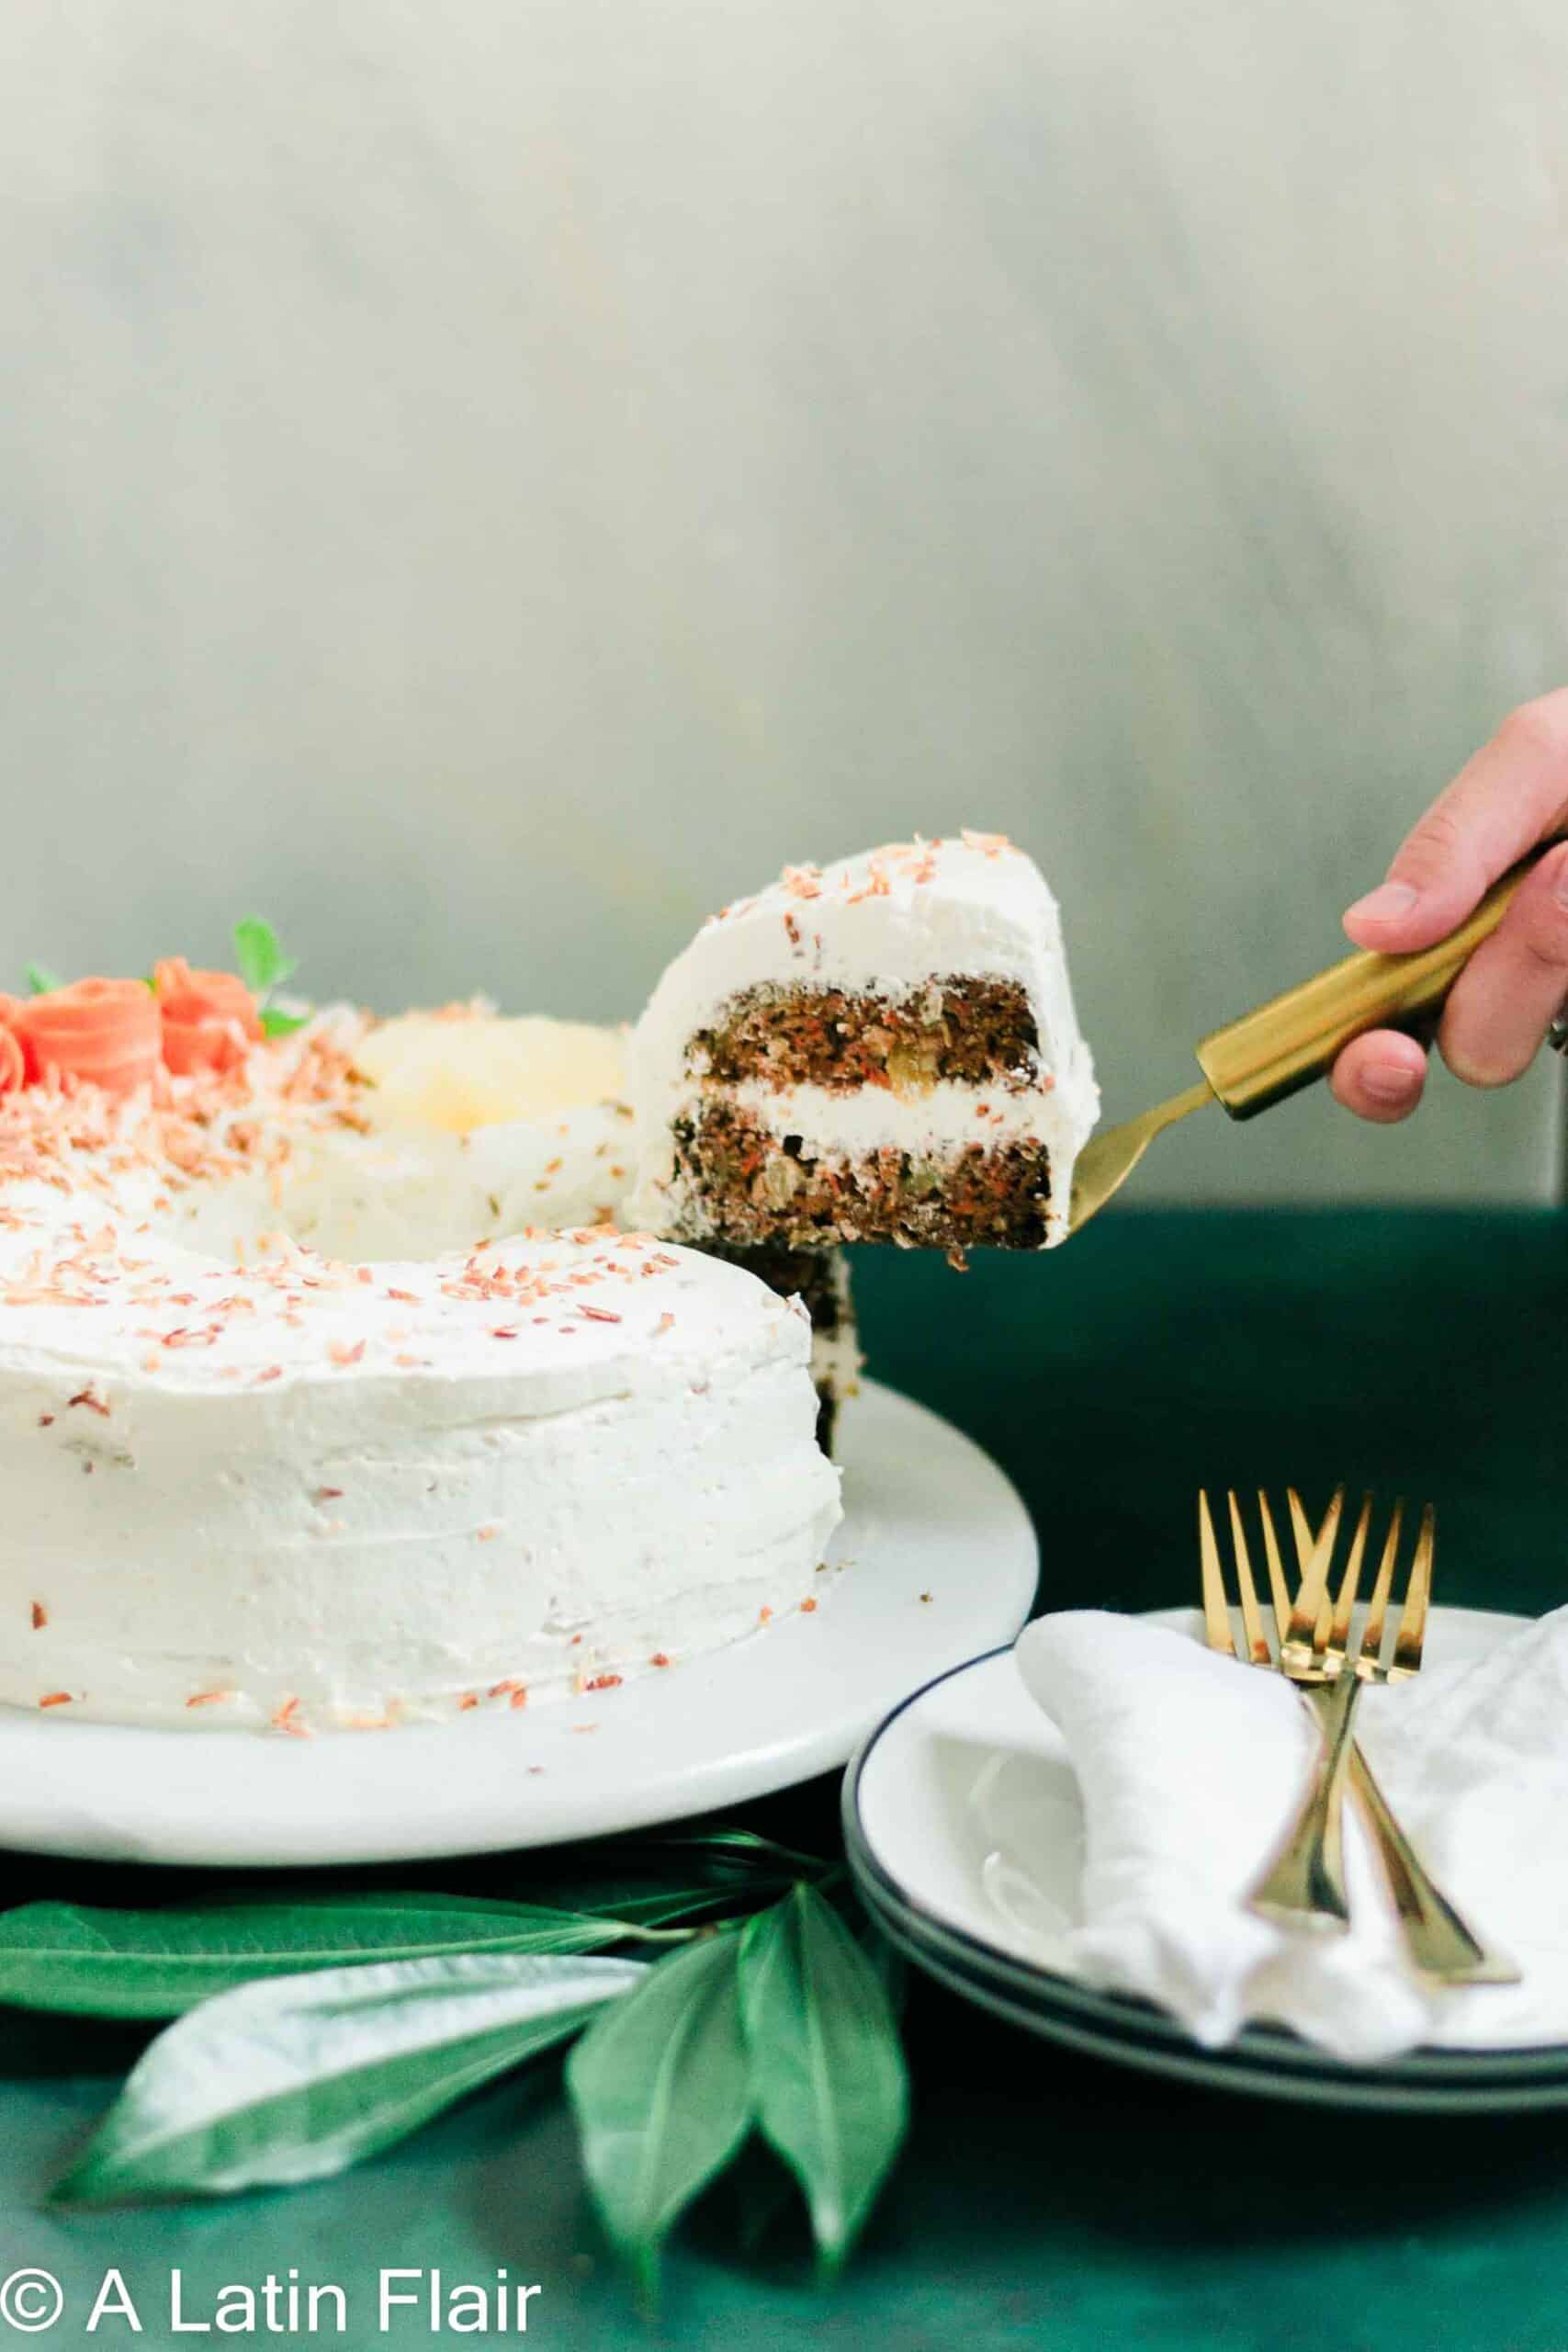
{"left": 1552, "top": 850, "right": 1568, "bottom": 910}
{"left": 1346, "top": 882, "right": 1420, "bottom": 926}
{"left": 1360, "top": 1062, "right": 1421, "bottom": 1104}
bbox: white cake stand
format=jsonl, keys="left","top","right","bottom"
{"left": 0, "top": 1381, "right": 1036, "bottom": 1866}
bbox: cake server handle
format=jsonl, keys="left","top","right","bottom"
{"left": 1194, "top": 842, "right": 1564, "bottom": 1119}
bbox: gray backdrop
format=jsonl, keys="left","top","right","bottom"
{"left": 3, "top": 0, "right": 1562, "bottom": 1203}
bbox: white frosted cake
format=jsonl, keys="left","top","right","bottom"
{"left": 629, "top": 833, "right": 1100, "bottom": 1250}
{"left": 2, "top": 832, "right": 1091, "bottom": 1740}
{"left": 0, "top": 1009, "right": 840, "bottom": 1731}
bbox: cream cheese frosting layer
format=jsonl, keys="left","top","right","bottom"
{"left": 0, "top": 1023, "right": 840, "bottom": 1731}
{"left": 627, "top": 833, "right": 1100, "bottom": 1244}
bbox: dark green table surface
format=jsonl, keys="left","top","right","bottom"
{"left": 7, "top": 1209, "right": 1568, "bottom": 2352}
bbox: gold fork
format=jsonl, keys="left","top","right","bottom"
{"left": 1199, "top": 1487, "right": 1517, "bottom": 1984}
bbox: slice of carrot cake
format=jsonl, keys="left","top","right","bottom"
{"left": 627, "top": 833, "right": 1099, "bottom": 1252}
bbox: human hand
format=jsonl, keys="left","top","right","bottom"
{"left": 1331, "top": 693, "right": 1568, "bottom": 1122}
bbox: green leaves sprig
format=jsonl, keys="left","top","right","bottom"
{"left": 33, "top": 1840, "right": 909, "bottom": 2290}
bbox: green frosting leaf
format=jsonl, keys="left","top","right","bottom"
{"left": 24, "top": 962, "right": 62, "bottom": 996}
{"left": 259, "top": 1007, "right": 310, "bottom": 1039}
{"left": 232, "top": 916, "right": 297, "bottom": 999}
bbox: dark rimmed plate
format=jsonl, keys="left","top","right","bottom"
{"left": 843, "top": 1622, "right": 1568, "bottom": 2111}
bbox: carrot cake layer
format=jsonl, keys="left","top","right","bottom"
{"left": 693, "top": 978, "right": 1041, "bottom": 1092}
{"left": 628, "top": 834, "right": 1100, "bottom": 1251}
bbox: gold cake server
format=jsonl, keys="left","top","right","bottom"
{"left": 1068, "top": 843, "right": 1560, "bottom": 1235}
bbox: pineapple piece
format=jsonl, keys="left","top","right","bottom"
{"left": 355, "top": 1012, "right": 626, "bottom": 1136}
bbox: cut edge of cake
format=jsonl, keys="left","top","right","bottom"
{"left": 627, "top": 832, "right": 1100, "bottom": 1253}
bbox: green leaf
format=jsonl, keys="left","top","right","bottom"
{"left": 521, "top": 1826, "right": 830, "bottom": 1935}
{"left": 739, "top": 1884, "right": 908, "bottom": 2276}
{"left": 232, "top": 916, "right": 296, "bottom": 999}
{"left": 548, "top": 1884, "right": 768, "bottom": 1933}
{"left": 51, "top": 1951, "right": 643, "bottom": 2205}
{"left": 24, "top": 962, "right": 62, "bottom": 996}
{"left": 585, "top": 1831, "right": 834, "bottom": 1905}
{"left": 567, "top": 1928, "right": 753, "bottom": 2295}
{"left": 0, "top": 1893, "right": 676, "bottom": 2020}
{"left": 259, "top": 1006, "right": 310, "bottom": 1039}
{"left": 653, "top": 1828, "right": 835, "bottom": 1879}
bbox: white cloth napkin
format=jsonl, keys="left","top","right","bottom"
{"left": 1011, "top": 1608, "right": 1568, "bottom": 2064}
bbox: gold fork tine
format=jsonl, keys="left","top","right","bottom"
{"left": 1288, "top": 1486, "right": 1316, "bottom": 1580}
{"left": 1390, "top": 1502, "right": 1435, "bottom": 1681}
{"left": 1226, "top": 1490, "right": 1272, "bottom": 1665}
{"left": 1198, "top": 1491, "right": 1235, "bottom": 1659}
{"left": 1360, "top": 1498, "right": 1404, "bottom": 1670}
{"left": 1330, "top": 1493, "right": 1373, "bottom": 1663}
{"left": 1283, "top": 1485, "right": 1343, "bottom": 1666}
{"left": 1257, "top": 1490, "right": 1292, "bottom": 1639}
{"left": 1287, "top": 1488, "right": 1316, "bottom": 1613}
{"left": 1288, "top": 1488, "right": 1342, "bottom": 1567}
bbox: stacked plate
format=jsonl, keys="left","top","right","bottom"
{"left": 843, "top": 1618, "right": 1568, "bottom": 2112}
